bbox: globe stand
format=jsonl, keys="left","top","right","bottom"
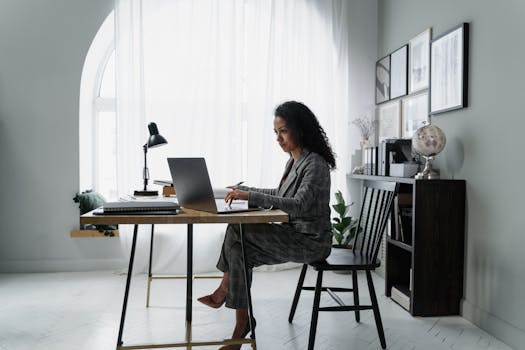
{"left": 415, "top": 156, "right": 440, "bottom": 180}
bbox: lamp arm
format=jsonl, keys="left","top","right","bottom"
{"left": 143, "top": 144, "right": 149, "bottom": 191}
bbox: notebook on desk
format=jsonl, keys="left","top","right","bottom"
{"left": 93, "top": 201, "right": 180, "bottom": 215}
{"left": 167, "top": 157, "right": 261, "bottom": 214}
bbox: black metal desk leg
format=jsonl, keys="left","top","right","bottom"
{"left": 239, "top": 224, "right": 256, "bottom": 341}
{"left": 117, "top": 224, "right": 139, "bottom": 348}
{"left": 186, "top": 224, "right": 193, "bottom": 323}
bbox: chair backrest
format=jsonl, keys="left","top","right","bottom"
{"left": 352, "top": 180, "right": 399, "bottom": 262}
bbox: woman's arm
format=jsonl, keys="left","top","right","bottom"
{"left": 235, "top": 156, "right": 292, "bottom": 196}
{"left": 237, "top": 185, "right": 278, "bottom": 196}
{"left": 247, "top": 155, "right": 329, "bottom": 216}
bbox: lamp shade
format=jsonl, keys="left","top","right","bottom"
{"left": 147, "top": 122, "right": 168, "bottom": 148}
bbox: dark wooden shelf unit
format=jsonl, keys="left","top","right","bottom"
{"left": 351, "top": 175, "right": 466, "bottom": 316}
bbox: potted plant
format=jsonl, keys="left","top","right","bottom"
{"left": 332, "top": 190, "right": 359, "bottom": 249}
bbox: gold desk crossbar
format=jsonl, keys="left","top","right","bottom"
{"left": 146, "top": 275, "right": 222, "bottom": 307}
{"left": 118, "top": 338, "right": 255, "bottom": 349}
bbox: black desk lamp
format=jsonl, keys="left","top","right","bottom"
{"left": 134, "top": 122, "right": 168, "bottom": 196}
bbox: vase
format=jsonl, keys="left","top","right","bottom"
{"left": 360, "top": 139, "right": 370, "bottom": 167}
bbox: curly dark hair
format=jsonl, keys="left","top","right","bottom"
{"left": 274, "top": 101, "right": 336, "bottom": 170}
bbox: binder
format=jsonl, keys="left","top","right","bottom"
{"left": 102, "top": 201, "right": 180, "bottom": 213}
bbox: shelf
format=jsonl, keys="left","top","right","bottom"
{"left": 70, "top": 229, "right": 119, "bottom": 237}
{"left": 350, "top": 174, "right": 415, "bottom": 184}
{"left": 391, "top": 284, "right": 411, "bottom": 311}
{"left": 387, "top": 238, "right": 413, "bottom": 252}
{"left": 379, "top": 178, "right": 466, "bottom": 316}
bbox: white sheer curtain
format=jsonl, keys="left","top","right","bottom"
{"left": 114, "top": 0, "right": 351, "bottom": 274}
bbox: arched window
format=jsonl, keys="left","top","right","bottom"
{"left": 79, "top": 12, "right": 117, "bottom": 199}
{"left": 80, "top": 1, "right": 351, "bottom": 200}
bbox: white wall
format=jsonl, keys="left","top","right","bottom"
{"left": 0, "top": 0, "right": 124, "bottom": 271}
{"left": 378, "top": 0, "right": 525, "bottom": 348}
{"left": 344, "top": 0, "right": 378, "bottom": 210}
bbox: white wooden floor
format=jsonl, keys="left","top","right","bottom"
{"left": 0, "top": 268, "right": 513, "bottom": 350}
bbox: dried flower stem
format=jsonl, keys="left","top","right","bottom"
{"left": 352, "top": 117, "right": 376, "bottom": 141}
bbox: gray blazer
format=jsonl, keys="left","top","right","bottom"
{"left": 239, "top": 149, "right": 332, "bottom": 241}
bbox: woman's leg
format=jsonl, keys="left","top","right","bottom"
{"left": 198, "top": 223, "right": 241, "bottom": 308}
{"left": 218, "top": 309, "right": 251, "bottom": 350}
{"left": 221, "top": 222, "right": 326, "bottom": 308}
{"left": 197, "top": 272, "right": 229, "bottom": 308}
{"left": 209, "top": 223, "right": 329, "bottom": 348}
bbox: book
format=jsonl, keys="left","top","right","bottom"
{"left": 162, "top": 186, "right": 176, "bottom": 197}
{"left": 393, "top": 196, "right": 400, "bottom": 240}
{"left": 153, "top": 179, "right": 174, "bottom": 187}
{"left": 391, "top": 285, "right": 410, "bottom": 311}
{"left": 93, "top": 209, "right": 179, "bottom": 215}
{"left": 102, "top": 201, "right": 180, "bottom": 213}
{"left": 394, "top": 193, "right": 413, "bottom": 244}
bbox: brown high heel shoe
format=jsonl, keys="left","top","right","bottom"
{"left": 197, "top": 294, "right": 226, "bottom": 308}
{"left": 199, "top": 273, "right": 229, "bottom": 309}
{"left": 218, "top": 318, "right": 256, "bottom": 350}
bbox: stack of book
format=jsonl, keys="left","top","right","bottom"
{"left": 94, "top": 201, "right": 180, "bottom": 215}
{"left": 394, "top": 193, "right": 412, "bottom": 244}
{"left": 363, "top": 146, "right": 379, "bottom": 175}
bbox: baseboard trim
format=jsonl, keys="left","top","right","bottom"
{"left": 0, "top": 258, "right": 127, "bottom": 273}
{"left": 462, "top": 298, "right": 524, "bottom": 350}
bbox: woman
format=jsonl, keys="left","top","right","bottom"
{"left": 198, "top": 101, "right": 336, "bottom": 349}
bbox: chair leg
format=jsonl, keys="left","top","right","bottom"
{"left": 289, "top": 264, "right": 308, "bottom": 323}
{"left": 366, "top": 270, "right": 386, "bottom": 349}
{"left": 352, "top": 270, "right": 360, "bottom": 322}
{"left": 308, "top": 270, "right": 323, "bottom": 350}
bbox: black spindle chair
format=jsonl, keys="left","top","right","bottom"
{"left": 289, "top": 180, "right": 399, "bottom": 350}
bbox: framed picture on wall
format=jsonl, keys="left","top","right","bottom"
{"left": 409, "top": 28, "right": 431, "bottom": 94}
{"left": 390, "top": 45, "right": 408, "bottom": 99}
{"left": 430, "top": 23, "right": 469, "bottom": 115}
{"left": 401, "top": 92, "right": 429, "bottom": 138}
{"left": 377, "top": 100, "right": 401, "bottom": 143}
{"left": 375, "top": 55, "right": 390, "bottom": 104}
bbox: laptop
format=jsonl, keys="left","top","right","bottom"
{"left": 167, "top": 158, "right": 261, "bottom": 214}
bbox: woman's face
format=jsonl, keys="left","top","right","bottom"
{"left": 274, "top": 116, "right": 299, "bottom": 154}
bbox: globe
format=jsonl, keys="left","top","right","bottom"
{"left": 412, "top": 124, "right": 446, "bottom": 157}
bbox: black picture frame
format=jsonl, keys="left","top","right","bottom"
{"left": 375, "top": 55, "right": 390, "bottom": 104}
{"left": 429, "top": 22, "right": 469, "bottom": 115}
{"left": 390, "top": 44, "right": 408, "bottom": 99}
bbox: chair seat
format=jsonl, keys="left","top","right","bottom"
{"left": 310, "top": 248, "right": 380, "bottom": 271}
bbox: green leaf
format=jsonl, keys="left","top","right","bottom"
{"left": 340, "top": 217, "right": 352, "bottom": 226}
{"left": 333, "top": 231, "right": 344, "bottom": 245}
{"left": 333, "top": 203, "right": 347, "bottom": 217}
{"left": 335, "top": 191, "right": 344, "bottom": 204}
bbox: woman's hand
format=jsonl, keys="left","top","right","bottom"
{"left": 224, "top": 189, "right": 249, "bottom": 205}
{"left": 226, "top": 181, "right": 244, "bottom": 190}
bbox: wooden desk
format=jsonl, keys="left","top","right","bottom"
{"left": 81, "top": 208, "right": 288, "bottom": 350}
